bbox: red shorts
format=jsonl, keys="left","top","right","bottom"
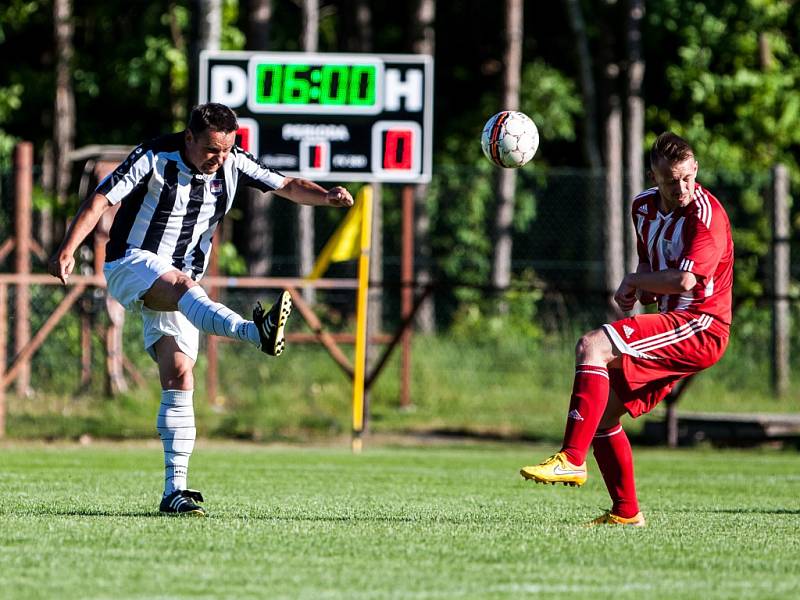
{"left": 603, "top": 311, "right": 729, "bottom": 418}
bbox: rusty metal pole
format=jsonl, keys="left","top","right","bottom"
{"left": 400, "top": 185, "right": 414, "bottom": 408}
{"left": 14, "top": 142, "right": 33, "bottom": 396}
{"left": 0, "top": 283, "right": 7, "bottom": 437}
{"left": 206, "top": 229, "right": 220, "bottom": 405}
{"left": 94, "top": 163, "right": 127, "bottom": 395}
{"left": 80, "top": 309, "right": 92, "bottom": 389}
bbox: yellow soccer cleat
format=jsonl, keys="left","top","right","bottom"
{"left": 520, "top": 451, "right": 587, "bottom": 487}
{"left": 586, "top": 510, "right": 646, "bottom": 527}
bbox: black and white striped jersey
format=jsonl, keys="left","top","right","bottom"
{"left": 97, "top": 132, "right": 285, "bottom": 279}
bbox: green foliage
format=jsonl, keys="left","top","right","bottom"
{"left": 427, "top": 57, "right": 581, "bottom": 312}
{"left": 0, "top": 0, "right": 42, "bottom": 43}
{"left": 428, "top": 153, "right": 495, "bottom": 299}
{"left": 0, "top": 81, "right": 22, "bottom": 168}
{"left": 450, "top": 270, "right": 545, "bottom": 343}
{"left": 216, "top": 240, "right": 247, "bottom": 275}
{"left": 643, "top": 0, "right": 800, "bottom": 303}
{"left": 221, "top": 0, "right": 245, "bottom": 50}
{"left": 519, "top": 60, "right": 582, "bottom": 143}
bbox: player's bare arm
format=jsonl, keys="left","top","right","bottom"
{"left": 615, "top": 267, "right": 697, "bottom": 311}
{"left": 48, "top": 192, "right": 113, "bottom": 284}
{"left": 275, "top": 177, "right": 354, "bottom": 207}
{"left": 634, "top": 263, "right": 658, "bottom": 305}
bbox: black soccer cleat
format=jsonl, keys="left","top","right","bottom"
{"left": 159, "top": 489, "right": 206, "bottom": 516}
{"left": 253, "top": 290, "right": 292, "bottom": 356}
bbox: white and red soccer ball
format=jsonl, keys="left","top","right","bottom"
{"left": 480, "top": 110, "right": 539, "bottom": 168}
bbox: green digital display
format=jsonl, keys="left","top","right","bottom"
{"left": 254, "top": 63, "right": 378, "bottom": 108}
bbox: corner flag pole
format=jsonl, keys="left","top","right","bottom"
{"left": 351, "top": 185, "right": 373, "bottom": 453}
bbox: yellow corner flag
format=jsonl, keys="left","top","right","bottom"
{"left": 306, "top": 188, "right": 366, "bottom": 280}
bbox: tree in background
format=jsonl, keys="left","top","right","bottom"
{"left": 241, "top": 0, "right": 274, "bottom": 276}
{"left": 50, "top": 0, "right": 75, "bottom": 253}
{"left": 490, "top": 0, "right": 523, "bottom": 307}
{"left": 625, "top": 0, "right": 645, "bottom": 273}
{"left": 410, "top": 0, "right": 435, "bottom": 332}
{"left": 645, "top": 0, "right": 800, "bottom": 301}
{"left": 297, "top": 0, "right": 318, "bottom": 301}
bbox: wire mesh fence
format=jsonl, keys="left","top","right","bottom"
{"left": 0, "top": 163, "right": 798, "bottom": 416}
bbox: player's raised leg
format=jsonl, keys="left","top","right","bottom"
{"left": 520, "top": 328, "right": 618, "bottom": 486}
{"left": 144, "top": 269, "right": 292, "bottom": 356}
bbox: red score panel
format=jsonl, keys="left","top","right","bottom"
{"left": 235, "top": 118, "right": 259, "bottom": 154}
{"left": 371, "top": 121, "right": 421, "bottom": 181}
{"left": 383, "top": 129, "right": 413, "bottom": 170}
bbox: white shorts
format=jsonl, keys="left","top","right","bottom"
{"left": 103, "top": 248, "right": 200, "bottom": 362}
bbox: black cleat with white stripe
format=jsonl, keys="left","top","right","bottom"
{"left": 253, "top": 291, "right": 292, "bottom": 356}
{"left": 159, "top": 489, "right": 206, "bottom": 516}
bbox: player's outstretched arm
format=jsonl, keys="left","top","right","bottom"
{"left": 275, "top": 177, "right": 354, "bottom": 208}
{"left": 48, "top": 192, "right": 112, "bottom": 285}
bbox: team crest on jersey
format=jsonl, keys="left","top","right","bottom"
{"left": 210, "top": 179, "right": 224, "bottom": 196}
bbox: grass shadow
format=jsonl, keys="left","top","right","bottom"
{"left": 0, "top": 509, "right": 165, "bottom": 518}
{"left": 704, "top": 508, "right": 800, "bottom": 516}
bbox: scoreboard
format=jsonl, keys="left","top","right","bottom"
{"left": 198, "top": 51, "right": 433, "bottom": 183}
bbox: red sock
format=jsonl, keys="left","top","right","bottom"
{"left": 592, "top": 425, "right": 639, "bottom": 518}
{"left": 560, "top": 365, "right": 609, "bottom": 465}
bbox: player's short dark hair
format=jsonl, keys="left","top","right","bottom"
{"left": 188, "top": 103, "right": 238, "bottom": 135}
{"left": 650, "top": 132, "right": 694, "bottom": 167}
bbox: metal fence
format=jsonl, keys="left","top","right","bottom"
{"left": 0, "top": 160, "right": 798, "bottom": 423}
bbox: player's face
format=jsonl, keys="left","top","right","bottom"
{"left": 651, "top": 156, "right": 698, "bottom": 211}
{"left": 185, "top": 128, "right": 236, "bottom": 174}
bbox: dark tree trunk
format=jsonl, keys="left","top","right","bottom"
{"left": 410, "top": 0, "right": 436, "bottom": 332}
{"left": 600, "top": 1, "right": 625, "bottom": 321}
{"left": 491, "top": 0, "right": 523, "bottom": 302}
{"left": 565, "top": 0, "right": 602, "bottom": 172}
{"left": 53, "top": 0, "right": 76, "bottom": 251}
{"left": 625, "top": 0, "right": 645, "bottom": 273}
{"left": 298, "top": 0, "right": 318, "bottom": 301}
{"left": 242, "top": 0, "right": 275, "bottom": 276}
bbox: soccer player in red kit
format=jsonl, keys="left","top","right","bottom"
{"left": 520, "top": 132, "right": 734, "bottom": 526}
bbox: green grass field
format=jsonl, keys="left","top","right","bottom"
{"left": 1, "top": 441, "right": 798, "bottom": 599}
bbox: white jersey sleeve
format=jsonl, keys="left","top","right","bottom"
{"left": 96, "top": 144, "right": 156, "bottom": 205}
{"left": 232, "top": 146, "right": 286, "bottom": 192}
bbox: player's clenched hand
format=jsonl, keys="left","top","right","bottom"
{"left": 614, "top": 277, "right": 637, "bottom": 312}
{"left": 326, "top": 186, "right": 354, "bottom": 208}
{"left": 48, "top": 252, "right": 75, "bottom": 285}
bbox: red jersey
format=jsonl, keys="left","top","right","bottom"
{"left": 631, "top": 183, "right": 734, "bottom": 325}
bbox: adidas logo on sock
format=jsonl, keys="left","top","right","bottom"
{"left": 568, "top": 409, "right": 584, "bottom": 421}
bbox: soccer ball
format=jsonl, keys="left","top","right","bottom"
{"left": 480, "top": 111, "right": 539, "bottom": 168}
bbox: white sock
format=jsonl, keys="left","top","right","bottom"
{"left": 157, "top": 389, "right": 196, "bottom": 496}
{"left": 177, "top": 286, "right": 259, "bottom": 345}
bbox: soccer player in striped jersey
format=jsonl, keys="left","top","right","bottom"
{"left": 520, "top": 132, "right": 734, "bottom": 526}
{"left": 48, "top": 103, "right": 353, "bottom": 516}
